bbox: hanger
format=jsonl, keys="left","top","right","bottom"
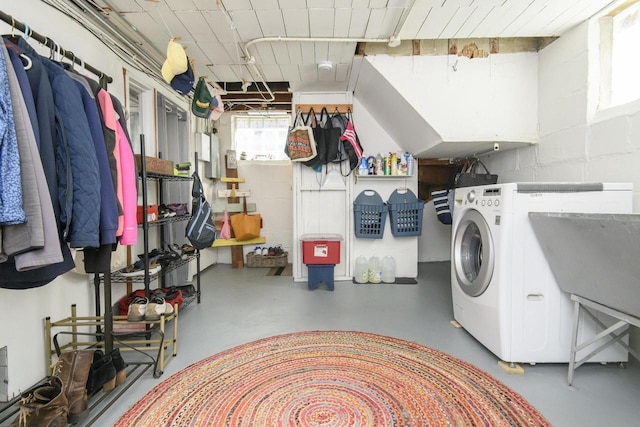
{"left": 20, "top": 53, "right": 32, "bottom": 71}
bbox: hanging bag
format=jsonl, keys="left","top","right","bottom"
{"left": 302, "top": 108, "right": 329, "bottom": 169}
{"left": 455, "top": 158, "right": 498, "bottom": 188}
{"left": 339, "top": 109, "right": 364, "bottom": 176}
{"left": 185, "top": 171, "right": 216, "bottom": 249}
{"left": 284, "top": 110, "right": 317, "bottom": 162}
{"left": 329, "top": 109, "right": 349, "bottom": 163}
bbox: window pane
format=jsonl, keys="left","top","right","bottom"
{"left": 233, "top": 116, "right": 291, "bottom": 161}
{"left": 611, "top": 3, "right": 640, "bottom": 106}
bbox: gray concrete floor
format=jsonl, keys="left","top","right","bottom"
{"left": 91, "top": 262, "right": 639, "bottom": 426}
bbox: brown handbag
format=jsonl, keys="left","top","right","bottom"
{"left": 229, "top": 213, "right": 261, "bottom": 241}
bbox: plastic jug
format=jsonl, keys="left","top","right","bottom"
{"left": 355, "top": 256, "right": 369, "bottom": 283}
{"left": 382, "top": 256, "right": 396, "bottom": 283}
{"left": 368, "top": 256, "right": 382, "bottom": 284}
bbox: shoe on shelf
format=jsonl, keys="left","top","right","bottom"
{"left": 261, "top": 247, "right": 269, "bottom": 256}
{"left": 119, "top": 259, "right": 161, "bottom": 277}
{"left": 145, "top": 296, "right": 175, "bottom": 321}
{"left": 158, "top": 204, "right": 177, "bottom": 218}
{"left": 273, "top": 245, "right": 284, "bottom": 256}
{"left": 166, "top": 203, "right": 188, "bottom": 216}
{"left": 253, "top": 246, "right": 262, "bottom": 256}
{"left": 127, "top": 297, "right": 148, "bottom": 322}
{"left": 268, "top": 247, "right": 276, "bottom": 256}
{"left": 181, "top": 244, "right": 196, "bottom": 255}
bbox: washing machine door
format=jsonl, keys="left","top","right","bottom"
{"left": 453, "top": 209, "right": 495, "bottom": 297}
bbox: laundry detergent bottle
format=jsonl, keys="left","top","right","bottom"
{"left": 368, "top": 256, "right": 382, "bottom": 284}
{"left": 355, "top": 256, "right": 369, "bottom": 283}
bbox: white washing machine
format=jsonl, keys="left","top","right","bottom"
{"left": 451, "top": 182, "right": 633, "bottom": 363}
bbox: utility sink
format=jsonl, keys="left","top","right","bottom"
{"left": 529, "top": 212, "right": 640, "bottom": 318}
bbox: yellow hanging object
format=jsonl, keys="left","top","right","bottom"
{"left": 230, "top": 184, "right": 236, "bottom": 198}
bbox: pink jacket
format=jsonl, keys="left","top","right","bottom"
{"left": 97, "top": 90, "right": 124, "bottom": 236}
{"left": 116, "top": 122, "right": 137, "bottom": 246}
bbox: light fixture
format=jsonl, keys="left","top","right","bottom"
{"left": 318, "top": 61, "right": 333, "bottom": 72}
{"left": 388, "top": 35, "right": 401, "bottom": 48}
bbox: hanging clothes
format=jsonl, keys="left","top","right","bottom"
{"left": 6, "top": 37, "right": 60, "bottom": 223}
{"left": 0, "top": 38, "right": 26, "bottom": 227}
{"left": 2, "top": 42, "right": 63, "bottom": 270}
{"left": 1, "top": 41, "right": 45, "bottom": 257}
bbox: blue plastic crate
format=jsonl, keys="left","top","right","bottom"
{"left": 353, "top": 190, "right": 388, "bottom": 239}
{"left": 387, "top": 189, "right": 424, "bottom": 237}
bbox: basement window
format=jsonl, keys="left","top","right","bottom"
{"left": 600, "top": 1, "right": 640, "bottom": 109}
{"left": 232, "top": 115, "right": 291, "bottom": 161}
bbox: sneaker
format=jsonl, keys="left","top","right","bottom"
{"left": 119, "top": 260, "right": 161, "bottom": 277}
{"left": 261, "top": 247, "right": 269, "bottom": 256}
{"left": 254, "top": 246, "right": 263, "bottom": 256}
{"left": 158, "top": 204, "right": 176, "bottom": 218}
{"left": 167, "top": 203, "right": 188, "bottom": 216}
{"left": 145, "top": 296, "right": 175, "bottom": 321}
{"left": 127, "top": 297, "right": 148, "bottom": 322}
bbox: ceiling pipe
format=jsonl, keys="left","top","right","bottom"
{"left": 237, "top": 36, "right": 404, "bottom": 104}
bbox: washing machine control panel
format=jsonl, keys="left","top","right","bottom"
{"left": 464, "top": 187, "right": 502, "bottom": 207}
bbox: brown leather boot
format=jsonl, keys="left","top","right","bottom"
{"left": 52, "top": 349, "right": 94, "bottom": 423}
{"left": 10, "top": 376, "right": 68, "bottom": 427}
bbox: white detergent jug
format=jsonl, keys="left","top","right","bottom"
{"left": 368, "top": 256, "right": 382, "bottom": 284}
{"left": 355, "top": 256, "right": 369, "bottom": 283}
{"left": 382, "top": 256, "right": 396, "bottom": 283}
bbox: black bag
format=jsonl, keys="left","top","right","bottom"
{"left": 329, "top": 110, "right": 349, "bottom": 163}
{"left": 303, "top": 107, "right": 341, "bottom": 169}
{"left": 455, "top": 159, "right": 498, "bottom": 188}
{"left": 185, "top": 171, "right": 216, "bottom": 249}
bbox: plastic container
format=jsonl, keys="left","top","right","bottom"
{"left": 301, "top": 234, "right": 342, "bottom": 264}
{"left": 353, "top": 190, "right": 388, "bottom": 239}
{"left": 355, "top": 255, "right": 369, "bottom": 283}
{"left": 382, "top": 256, "right": 396, "bottom": 283}
{"left": 368, "top": 256, "right": 382, "bottom": 283}
{"left": 387, "top": 188, "right": 424, "bottom": 237}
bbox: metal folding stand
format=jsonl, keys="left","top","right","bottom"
{"left": 568, "top": 294, "right": 640, "bottom": 385}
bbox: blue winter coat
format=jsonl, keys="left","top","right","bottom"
{"left": 40, "top": 57, "right": 101, "bottom": 248}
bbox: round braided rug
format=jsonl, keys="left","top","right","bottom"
{"left": 116, "top": 331, "right": 549, "bottom": 426}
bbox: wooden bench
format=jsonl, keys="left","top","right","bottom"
{"left": 212, "top": 236, "right": 266, "bottom": 268}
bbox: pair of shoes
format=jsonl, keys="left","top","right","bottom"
{"left": 158, "top": 204, "right": 177, "bottom": 218}
{"left": 119, "top": 259, "right": 161, "bottom": 277}
{"left": 85, "top": 348, "right": 126, "bottom": 395}
{"left": 127, "top": 296, "right": 175, "bottom": 322}
{"left": 11, "top": 376, "right": 68, "bottom": 426}
{"left": 273, "top": 245, "right": 284, "bottom": 256}
{"left": 167, "top": 203, "right": 188, "bottom": 216}
{"left": 253, "top": 247, "right": 270, "bottom": 256}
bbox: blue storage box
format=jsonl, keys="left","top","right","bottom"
{"left": 307, "top": 264, "right": 335, "bottom": 291}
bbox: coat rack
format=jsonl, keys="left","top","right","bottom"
{"left": 296, "top": 104, "right": 353, "bottom": 114}
{"left": 0, "top": 9, "right": 113, "bottom": 88}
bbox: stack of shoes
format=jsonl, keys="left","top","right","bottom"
{"left": 167, "top": 203, "right": 188, "bottom": 216}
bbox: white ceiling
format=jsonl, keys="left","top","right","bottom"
{"left": 97, "top": 0, "right": 616, "bottom": 97}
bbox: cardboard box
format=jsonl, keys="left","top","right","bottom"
{"left": 134, "top": 155, "right": 174, "bottom": 176}
{"left": 301, "top": 234, "right": 342, "bottom": 265}
{"left": 137, "top": 205, "right": 159, "bottom": 224}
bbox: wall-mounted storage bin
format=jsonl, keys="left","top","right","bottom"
{"left": 353, "top": 190, "right": 388, "bottom": 239}
{"left": 387, "top": 189, "right": 424, "bottom": 237}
